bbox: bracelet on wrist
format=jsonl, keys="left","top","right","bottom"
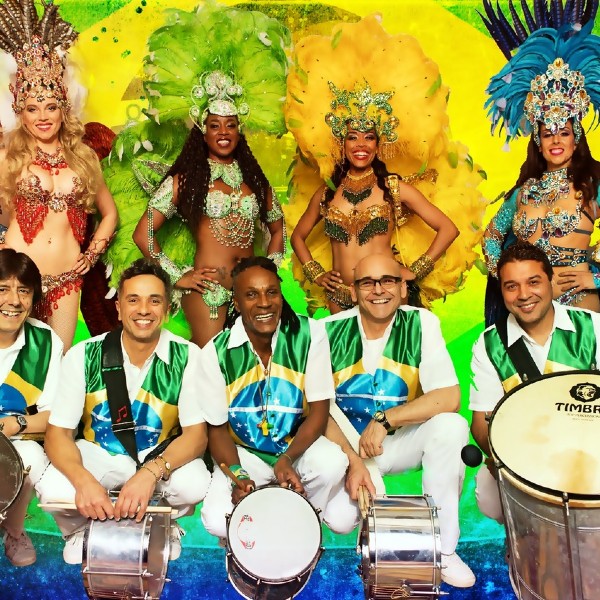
{"left": 302, "top": 260, "right": 326, "bottom": 284}
{"left": 141, "top": 463, "right": 162, "bottom": 484}
{"left": 409, "top": 254, "right": 434, "bottom": 280}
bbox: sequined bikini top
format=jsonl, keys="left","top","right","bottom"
{"left": 14, "top": 173, "right": 86, "bottom": 244}
{"left": 513, "top": 191, "right": 592, "bottom": 242}
{"left": 321, "top": 201, "right": 392, "bottom": 246}
{"left": 204, "top": 189, "right": 259, "bottom": 221}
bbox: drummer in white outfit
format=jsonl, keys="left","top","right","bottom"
{"left": 200, "top": 257, "right": 355, "bottom": 539}
{"left": 38, "top": 259, "right": 217, "bottom": 564}
{"left": 470, "top": 242, "right": 600, "bottom": 522}
{"left": 323, "top": 254, "right": 475, "bottom": 589}
{"left": 0, "top": 249, "right": 63, "bottom": 567}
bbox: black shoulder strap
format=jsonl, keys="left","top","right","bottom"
{"left": 101, "top": 329, "right": 140, "bottom": 466}
{"left": 496, "top": 317, "right": 542, "bottom": 384}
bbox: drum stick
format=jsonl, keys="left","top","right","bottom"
{"left": 358, "top": 485, "right": 370, "bottom": 519}
{"left": 220, "top": 463, "right": 246, "bottom": 490}
{"left": 38, "top": 503, "right": 178, "bottom": 516}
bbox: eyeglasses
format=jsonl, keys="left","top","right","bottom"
{"left": 354, "top": 276, "right": 403, "bottom": 291}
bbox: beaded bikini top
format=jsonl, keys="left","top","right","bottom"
{"left": 321, "top": 201, "right": 392, "bottom": 246}
{"left": 204, "top": 189, "right": 259, "bottom": 221}
{"left": 14, "top": 173, "right": 86, "bottom": 244}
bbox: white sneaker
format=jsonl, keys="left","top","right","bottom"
{"left": 441, "top": 552, "right": 476, "bottom": 588}
{"left": 63, "top": 530, "right": 85, "bottom": 565}
{"left": 169, "top": 524, "right": 185, "bottom": 561}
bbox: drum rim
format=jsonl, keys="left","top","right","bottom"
{"left": 489, "top": 369, "right": 600, "bottom": 502}
{"left": 226, "top": 484, "right": 323, "bottom": 582}
{"left": 0, "top": 431, "right": 25, "bottom": 514}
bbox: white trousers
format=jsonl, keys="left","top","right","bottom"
{"left": 2, "top": 440, "right": 49, "bottom": 538}
{"left": 475, "top": 464, "right": 504, "bottom": 523}
{"left": 374, "top": 412, "right": 469, "bottom": 555}
{"left": 201, "top": 436, "right": 357, "bottom": 539}
{"left": 37, "top": 439, "right": 211, "bottom": 537}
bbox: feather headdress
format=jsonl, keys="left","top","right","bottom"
{"left": 481, "top": 0, "right": 600, "bottom": 144}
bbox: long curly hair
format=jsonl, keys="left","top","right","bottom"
{"left": 169, "top": 123, "right": 270, "bottom": 231}
{"left": 0, "top": 110, "right": 102, "bottom": 215}
{"left": 510, "top": 124, "right": 600, "bottom": 207}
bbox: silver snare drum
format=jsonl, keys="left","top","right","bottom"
{"left": 82, "top": 510, "right": 171, "bottom": 600}
{"left": 358, "top": 495, "right": 442, "bottom": 599}
{"left": 0, "top": 431, "right": 24, "bottom": 523}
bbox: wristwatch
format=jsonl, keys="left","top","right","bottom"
{"left": 15, "top": 415, "right": 27, "bottom": 434}
{"left": 373, "top": 410, "right": 392, "bottom": 431}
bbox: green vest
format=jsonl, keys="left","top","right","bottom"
{"left": 326, "top": 309, "right": 422, "bottom": 433}
{"left": 213, "top": 316, "right": 312, "bottom": 457}
{"left": 0, "top": 321, "right": 53, "bottom": 416}
{"left": 81, "top": 334, "right": 189, "bottom": 454}
{"left": 484, "top": 309, "right": 597, "bottom": 393}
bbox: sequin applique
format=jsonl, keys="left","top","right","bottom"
{"left": 15, "top": 173, "right": 86, "bottom": 244}
{"left": 321, "top": 202, "right": 392, "bottom": 246}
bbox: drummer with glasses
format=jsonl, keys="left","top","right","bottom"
{"left": 200, "top": 256, "right": 356, "bottom": 539}
{"left": 470, "top": 241, "right": 600, "bottom": 522}
{"left": 323, "top": 253, "right": 475, "bottom": 589}
{"left": 0, "top": 249, "right": 63, "bottom": 567}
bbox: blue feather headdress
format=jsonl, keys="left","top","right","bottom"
{"left": 481, "top": 0, "right": 600, "bottom": 144}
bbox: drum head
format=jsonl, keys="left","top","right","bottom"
{"left": 227, "top": 486, "right": 322, "bottom": 581}
{"left": 490, "top": 371, "right": 600, "bottom": 498}
{"left": 0, "top": 432, "right": 24, "bottom": 514}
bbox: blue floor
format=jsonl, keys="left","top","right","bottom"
{"left": 3, "top": 531, "right": 516, "bottom": 600}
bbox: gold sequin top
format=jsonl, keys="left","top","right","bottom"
{"left": 320, "top": 201, "right": 392, "bottom": 246}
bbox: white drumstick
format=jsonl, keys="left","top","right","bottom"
{"left": 38, "top": 503, "right": 178, "bottom": 516}
{"left": 358, "top": 485, "right": 371, "bottom": 519}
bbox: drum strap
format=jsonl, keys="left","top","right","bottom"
{"left": 329, "top": 399, "right": 386, "bottom": 495}
{"left": 496, "top": 318, "right": 542, "bottom": 383}
{"left": 102, "top": 328, "right": 141, "bottom": 466}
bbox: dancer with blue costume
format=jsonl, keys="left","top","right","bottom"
{"left": 200, "top": 257, "right": 356, "bottom": 539}
{"left": 323, "top": 253, "right": 474, "bottom": 589}
{"left": 481, "top": 0, "right": 600, "bottom": 322}
{"left": 38, "top": 260, "right": 218, "bottom": 564}
{"left": 0, "top": 249, "right": 62, "bottom": 567}
{"left": 103, "top": 2, "right": 288, "bottom": 346}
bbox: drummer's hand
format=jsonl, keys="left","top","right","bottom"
{"left": 359, "top": 419, "right": 387, "bottom": 459}
{"left": 346, "top": 455, "right": 376, "bottom": 501}
{"left": 555, "top": 270, "right": 594, "bottom": 294}
{"left": 231, "top": 480, "right": 256, "bottom": 505}
{"left": 0, "top": 416, "right": 20, "bottom": 437}
{"left": 74, "top": 478, "right": 115, "bottom": 521}
{"left": 315, "top": 270, "right": 343, "bottom": 292}
{"left": 175, "top": 268, "right": 218, "bottom": 293}
{"left": 274, "top": 456, "right": 305, "bottom": 495}
{"left": 115, "top": 468, "right": 157, "bottom": 522}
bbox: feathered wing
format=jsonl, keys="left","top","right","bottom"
{"left": 284, "top": 14, "right": 487, "bottom": 311}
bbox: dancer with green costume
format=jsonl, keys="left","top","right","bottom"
{"left": 103, "top": 2, "right": 289, "bottom": 346}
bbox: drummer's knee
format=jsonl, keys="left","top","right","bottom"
{"left": 426, "top": 413, "right": 469, "bottom": 447}
{"left": 302, "top": 437, "right": 349, "bottom": 482}
{"left": 165, "top": 459, "right": 211, "bottom": 506}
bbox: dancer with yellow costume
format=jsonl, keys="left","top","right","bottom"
{"left": 286, "top": 14, "right": 487, "bottom": 313}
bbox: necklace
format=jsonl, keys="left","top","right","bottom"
{"left": 208, "top": 158, "right": 243, "bottom": 194}
{"left": 256, "top": 355, "right": 274, "bottom": 436}
{"left": 32, "top": 147, "right": 68, "bottom": 175}
{"left": 341, "top": 169, "right": 376, "bottom": 205}
{"left": 521, "top": 168, "right": 570, "bottom": 207}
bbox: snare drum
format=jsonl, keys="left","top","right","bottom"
{"left": 226, "top": 485, "right": 323, "bottom": 600}
{"left": 489, "top": 371, "right": 600, "bottom": 600}
{"left": 82, "top": 508, "right": 171, "bottom": 600}
{"left": 358, "top": 495, "right": 442, "bottom": 600}
{"left": 0, "top": 431, "right": 24, "bottom": 523}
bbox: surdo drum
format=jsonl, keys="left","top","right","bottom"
{"left": 489, "top": 371, "right": 600, "bottom": 600}
{"left": 358, "top": 494, "right": 442, "bottom": 599}
{"left": 0, "top": 431, "right": 25, "bottom": 523}
{"left": 225, "top": 485, "right": 323, "bottom": 600}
